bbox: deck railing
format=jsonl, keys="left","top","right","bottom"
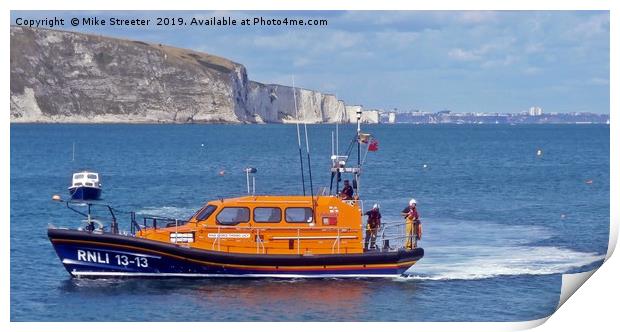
{"left": 61, "top": 201, "right": 418, "bottom": 254}
{"left": 367, "top": 221, "right": 419, "bottom": 252}
{"left": 201, "top": 224, "right": 359, "bottom": 254}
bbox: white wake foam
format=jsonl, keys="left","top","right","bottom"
{"left": 404, "top": 246, "right": 604, "bottom": 280}
{"left": 395, "top": 218, "right": 605, "bottom": 280}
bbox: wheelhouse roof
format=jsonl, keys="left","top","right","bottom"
{"left": 207, "top": 195, "right": 345, "bottom": 206}
{"left": 73, "top": 171, "right": 99, "bottom": 176}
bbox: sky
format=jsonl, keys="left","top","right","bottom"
{"left": 11, "top": 10, "right": 610, "bottom": 114}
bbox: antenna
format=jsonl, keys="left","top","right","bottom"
{"left": 356, "top": 108, "right": 362, "bottom": 198}
{"left": 332, "top": 97, "right": 344, "bottom": 195}
{"left": 245, "top": 167, "right": 257, "bottom": 195}
{"left": 72, "top": 142, "right": 75, "bottom": 162}
{"left": 336, "top": 120, "right": 339, "bottom": 156}
{"left": 292, "top": 75, "right": 306, "bottom": 196}
{"left": 335, "top": 95, "right": 340, "bottom": 156}
{"left": 303, "top": 110, "right": 315, "bottom": 202}
{"left": 357, "top": 108, "right": 362, "bottom": 165}
{"left": 296, "top": 76, "right": 316, "bottom": 223}
{"left": 331, "top": 131, "right": 335, "bottom": 156}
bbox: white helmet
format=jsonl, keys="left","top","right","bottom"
{"left": 409, "top": 198, "right": 417, "bottom": 206}
{"left": 373, "top": 203, "right": 380, "bottom": 209}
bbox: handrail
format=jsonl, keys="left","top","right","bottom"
{"left": 65, "top": 201, "right": 118, "bottom": 234}
{"left": 256, "top": 229, "right": 266, "bottom": 254}
{"left": 370, "top": 220, "right": 421, "bottom": 252}
{"left": 331, "top": 227, "right": 342, "bottom": 253}
{"left": 61, "top": 201, "right": 394, "bottom": 253}
{"left": 200, "top": 224, "right": 354, "bottom": 232}
{"left": 273, "top": 235, "right": 356, "bottom": 240}
{"left": 198, "top": 223, "right": 360, "bottom": 254}
{"left": 211, "top": 226, "right": 223, "bottom": 251}
{"left": 198, "top": 224, "right": 359, "bottom": 254}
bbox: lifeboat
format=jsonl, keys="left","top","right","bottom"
{"left": 48, "top": 110, "right": 424, "bottom": 278}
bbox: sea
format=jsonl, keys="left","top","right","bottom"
{"left": 10, "top": 123, "right": 609, "bottom": 322}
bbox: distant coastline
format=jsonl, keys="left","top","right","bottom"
{"left": 380, "top": 110, "right": 609, "bottom": 125}
{"left": 9, "top": 118, "right": 610, "bottom": 125}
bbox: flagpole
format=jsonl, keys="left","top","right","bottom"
{"left": 356, "top": 109, "right": 362, "bottom": 199}
{"left": 292, "top": 75, "right": 306, "bottom": 196}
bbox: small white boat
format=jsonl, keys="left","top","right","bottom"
{"left": 68, "top": 171, "right": 102, "bottom": 200}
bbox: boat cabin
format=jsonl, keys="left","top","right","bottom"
{"left": 136, "top": 195, "right": 365, "bottom": 255}
{"left": 69, "top": 171, "right": 101, "bottom": 189}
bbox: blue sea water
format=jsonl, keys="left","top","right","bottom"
{"left": 10, "top": 123, "right": 609, "bottom": 321}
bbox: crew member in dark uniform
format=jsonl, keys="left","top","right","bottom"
{"left": 364, "top": 204, "right": 382, "bottom": 250}
{"left": 340, "top": 179, "right": 354, "bottom": 200}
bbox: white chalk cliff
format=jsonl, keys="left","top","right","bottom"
{"left": 10, "top": 26, "right": 376, "bottom": 124}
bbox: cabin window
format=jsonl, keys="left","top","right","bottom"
{"left": 74, "top": 174, "right": 84, "bottom": 179}
{"left": 253, "top": 207, "right": 282, "bottom": 223}
{"left": 195, "top": 205, "right": 217, "bottom": 221}
{"left": 285, "top": 207, "right": 314, "bottom": 223}
{"left": 74, "top": 182, "right": 83, "bottom": 186}
{"left": 87, "top": 174, "right": 98, "bottom": 179}
{"left": 216, "top": 207, "right": 250, "bottom": 225}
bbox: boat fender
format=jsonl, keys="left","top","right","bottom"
{"left": 416, "top": 222, "right": 423, "bottom": 240}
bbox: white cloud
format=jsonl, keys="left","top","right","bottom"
{"left": 523, "top": 66, "right": 543, "bottom": 75}
{"left": 587, "top": 77, "right": 609, "bottom": 86}
{"left": 338, "top": 11, "right": 499, "bottom": 30}
{"left": 252, "top": 30, "right": 363, "bottom": 53}
{"left": 448, "top": 38, "right": 518, "bottom": 65}
{"left": 339, "top": 11, "right": 427, "bottom": 26}
{"left": 374, "top": 31, "right": 420, "bottom": 49}
{"left": 525, "top": 43, "right": 544, "bottom": 54}
{"left": 570, "top": 13, "right": 609, "bottom": 39}
{"left": 457, "top": 11, "right": 498, "bottom": 25}
{"left": 481, "top": 55, "right": 518, "bottom": 68}
{"left": 293, "top": 57, "right": 312, "bottom": 67}
{"left": 448, "top": 48, "right": 481, "bottom": 61}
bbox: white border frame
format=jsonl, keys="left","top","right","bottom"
{"left": 3, "top": 1, "right": 616, "bottom": 331}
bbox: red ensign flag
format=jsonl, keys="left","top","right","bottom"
{"left": 368, "top": 139, "right": 379, "bottom": 151}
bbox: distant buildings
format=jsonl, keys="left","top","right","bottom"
{"left": 376, "top": 109, "right": 609, "bottom": 124}
{"left": 528, "top": 106, "right": 543, "bottom": 116}
{"left": 388, "top": 112, "right": 396, "bottom": 124}
{"left": 346, "top": 105, "right": 607, "bottom": 125}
